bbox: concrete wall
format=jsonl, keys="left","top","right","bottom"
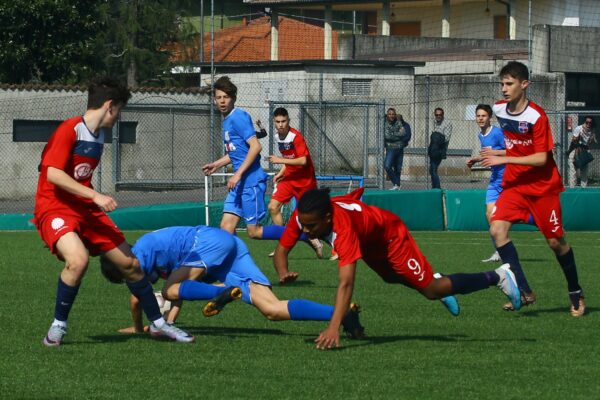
{"left": 0, "top": 89, "right": 206, "bottom": 204}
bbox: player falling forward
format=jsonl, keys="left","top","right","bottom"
{"left": 34, "top": 77, "right": 193, "bottom": 346}
{"left": 273, "top": 187, "right": 522, "bottom": 349}
{"left": 202, "top": 77, "right": 322, "bottom": 257}
{"left": 101, "top": 226, "right": 365, "bottom": 342}
{"left": 481, "top": 61, "right": 585, "bottom": 316}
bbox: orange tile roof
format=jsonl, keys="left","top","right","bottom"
{"left": 170, "top": 16, "right": 338, "bottom": 63}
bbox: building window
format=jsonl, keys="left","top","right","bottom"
{"left": 342, "top": 78, "right": 372, "bottom": 96}
{"left": 12, "top": 120, "right": 137, "bottom": 143}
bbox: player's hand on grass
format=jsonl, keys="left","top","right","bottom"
{"left": 93, "top": 193, "right": 117, "bottom": 212}
{"left": 278, "top": 271, "right": 299, "bottom": 285}
{"left": 227, "top": 173, "right": 241, "bottom": 189}
{"left": 315, "top": 326, "right": 340, "bottom": 350}
{"left": 118, "top": 326, "right": 149, "bottom": 334}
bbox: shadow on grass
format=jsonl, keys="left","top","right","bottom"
{"left": 88, "top": 326, "right": 288, "bottom": 343}
{"left": 302, "top": 333, "right": 474, "bottom": 350}
{"left": 518, "top": 306, "right": 596, "bottom": 317}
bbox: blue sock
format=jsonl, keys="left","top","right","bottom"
{"left": 496, "top": 241, "right": 532, "bottom": 294}
{"left": 126, "top": 277, "right": 162, "bottom": 322}
{"left": 54, "top": 278, "right": 80, "bottom": 322}
{"left": 178, "top": 280, "right": 226, "bottom": 300}
{"left": 527, "top": 213, "right": 536, "bottom": 225}
{"left": 287, "top": 299, "right": 333, "bottom": 321}
{"left": 262, "top": 225, "right": 286, "bottom": 240}
{"left": 556, "top": 248, "right": 581, "bottom": 293}
{"left": 447, "top": 272, "right": 498, "bottom": 294}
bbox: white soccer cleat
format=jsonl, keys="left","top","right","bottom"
{"left": 150, "top": 322, "right": 195, "bottom": 343}
{"left": 495, "top": 264, "right": 521, "bottom": 311}
{"left": 42, "top": 323, "right": 67, "bottom": 347}
{"left": 481, "top": 251, "right": 501, "bottom": 263}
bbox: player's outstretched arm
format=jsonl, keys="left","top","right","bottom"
{"left": 273, "top": 244, "right": 299, "bottom": 284}
{"left": 227, "top": 137, "right": 262, "bottom": 189}
{"left": 47, "top": 166, "right": 117, "bottom": 212}
{"left": 315, "top": 263, "right": 357, "bottom": 350}
{"left": 202, "top": 154, "right": 231, "bottom": 176}
{"left": 118, "top": 294, "right": 146, "bottom": 333}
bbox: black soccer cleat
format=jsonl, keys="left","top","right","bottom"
{"left": 341, "top": 303, "right": 365, "bottom": 339}
{"left": 202, "top": 286, "right": 242, "bottom": 317}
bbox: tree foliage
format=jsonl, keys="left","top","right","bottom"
{"left": 0, "top": 0, "right": 198, "bottom": 86}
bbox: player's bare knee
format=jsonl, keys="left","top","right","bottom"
{"left": 268, "top": 202, "right": 281, "bottom": 215}
{"left": 547, "top": 238, "right": 566, "bottom": 254}
{"left": 117, "top": 256, "right": 140, "bottom": 279}
{"left": 489, "top": 224, "right": 506, "bottom": 241}
{"left": 65, "top": 253, "right": 89, "bottom": 276}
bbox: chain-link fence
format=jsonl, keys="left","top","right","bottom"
{"left": 1, "top": 71, "right": 595, "bottom": 215}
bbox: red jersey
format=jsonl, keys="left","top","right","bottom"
{"left": 280, "top": 188, "right": 407, "bottom": 267}
{"left": 34, "top": 116, "right": 107, "bottom": 218}
{"left": 277, "top": 127, "right": 316, "bottom": 186}
{"left": 493, "top": 100, "right": 564, "bottom": 196}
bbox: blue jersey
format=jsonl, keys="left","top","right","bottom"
{"left": 132, "top": 226, "right": 198, "bottom": 277}
{"left": 223, "top": 108, "right": 268, "bottom": 186}
{"left": 479, "top": 125, "right": 505, "bottom": 186}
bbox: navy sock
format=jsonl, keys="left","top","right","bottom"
{"left": 287, "top": 299, "right": 334, "bottom": 321}
{"left": 447, "top": 272, "right": 498, "bottom": 295}
{"left": 556, "top": 248, "right": 582, "bottom": 293}
{"left": 527, "top": 213, "right": 536, "bottom": 225}
{"left": 178, "top": 281, "right": 226, "bottom": 300}
{"left": 126, "top": 277, "right": 162, "bottom": 322}
{"left": 299, "top": 233, "right": 309, "bottom": 241}
{"left": 496, "top": 241, "right": 532, "bottom": 294}
{"left": 54, "top": 278, "right": 80, "bottom": 322}
{"left": 262, "top": 225, "right": 286, "bottom": 240}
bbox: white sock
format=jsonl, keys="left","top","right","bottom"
{"left": 52, "top": 319, "right": 67, "bottom": 328}
{"left": 152, "top": 317, "right": 166, "bottom": 328}
{"left": 433, "top": 273, "right": 442, "bottom": 279}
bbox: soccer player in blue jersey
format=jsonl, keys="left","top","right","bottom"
{"left": 100, "top": 226, "right": 364, "bottom": 341}
{"left": 202, "top": 76, "right": 270, "bottom": 238}
{"left": 202, "top": 77, "right": 322, "bottom": 257}
{"left": 466, "top": 104, "right": 507, "bottom": 263}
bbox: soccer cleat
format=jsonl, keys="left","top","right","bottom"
{"left": 329, "top": 252, "right": 339, "bottom": 261}
{"left": 42, "top": 323, "right": 67, "bottom": 347}
{"left": 495, "top": 264, "right": 521, "bottom": 311}
{"left": 440, "top": 295, "right": 460, "bottom": 316}
{"left": 389, "top": 185, "right": 400, "bottom": 191}
{"left": 202, "top": 286, "right": 242, "bottom": 317}
{"left": 341, "top": 303, "right": 365, "bottom": 339}
{"left": 307, "top": 238, "right": 324, "bottom": 259}
{"left": 503, "top": 292, "right": 536, "bottom": 311}
{"left": 268, "top": 250, "right": 275, "bottom": 257}
{"left": 481, "top": 251, "right": 501, "bottom": 263}
{"left": 149, "top": 322, "right": 195, "bottom": 343}
{"left": 569, "top": 290, "right": 586, "bottom": 317}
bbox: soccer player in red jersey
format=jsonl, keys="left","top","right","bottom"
{"left": 273, "top": 187, "right": 522, "bottom": 349}
{"left": 482, "top": 61, "right": 585, "bottom": 317}
{"left": 262, "top": 107, "right": 322, "bottom": 257}
{"left": 34, "top": 77, "right": 194, "bottom": 346}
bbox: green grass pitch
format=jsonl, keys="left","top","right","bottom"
{"left": 1, "top": 230, "right": 599, "bottom": 399}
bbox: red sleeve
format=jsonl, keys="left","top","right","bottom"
{"left": 332, "top": 212, "right": 362, "bottom": 267}
{"left": 279, "top": 209, "right": 303, "bottom": 249}
{"left": 532, "top": 113, "right": 553, "bottom": 153}
{"left": 293, "top": 134, "right": 309, "bottom": 158}
{"left": 40, "top": 121, "right": 76, "bottom": 171}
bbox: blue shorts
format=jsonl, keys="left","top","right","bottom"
{"left": 486, "top": 183, "right": 503, "bottom": 204}
{"left": 194, "top": 233, "right": 270, "bottom": 305}
{"left": 223, "top": 181, "right": 267, "bottom": 225}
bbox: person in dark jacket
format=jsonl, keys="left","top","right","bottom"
{"left": 384, "top": 108, "right": 412, "bottom": 190}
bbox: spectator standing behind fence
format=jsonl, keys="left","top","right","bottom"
{"left": 567, "top": 116, "right": 596, "bottom": 188}
{"left": 428, "top": 108, "right": 452, "bottom": 189}
{"left": 384, "top": 108, "right": 411, "bottom": 190}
